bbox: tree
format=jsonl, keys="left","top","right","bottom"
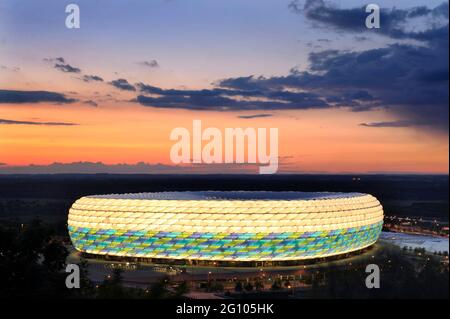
{"left": 416, "top": 258, "right": 449, "bottom": 299}
{"left": 244, "top": 282, "right": 254, "bottom": 292}
{"left": 175, "top": 281, "right": 190, "bottom": 297}
{"left": 255, "top": 280, "right": 264, "bottom": 291}
{"left": 210, "top": 282, "right": 224, "bottom": 292}
{"left": 42, "top": 240, "right": 68, "bottom": 272}
{"left": 97, "top": 268, "right": 126, "bottom": 298}
{"left": 0, "top": 220, "right": 70, "bottom": 298}
{"left": 271, "top": 279, "right": 282, "bottom": 290}
{"left": 148, "top": 276, "right": 170, "bottom": 299}
{"left": 76, "top": 257, "right": 95, "bottom": 297}
{"left": 111, "top": 268, "right": 124, "bottom": 285}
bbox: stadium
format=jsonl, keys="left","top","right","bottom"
{"left": 68, "top": 191, "right": 383, "bottom": 265}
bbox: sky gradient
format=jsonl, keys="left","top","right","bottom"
{"left": 0, "top": 0, "right": 448, "bottom": 174}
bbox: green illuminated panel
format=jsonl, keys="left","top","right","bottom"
{"left": 69, "top": 222, "right": 382, "bottom": 261}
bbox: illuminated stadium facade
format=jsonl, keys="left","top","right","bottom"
{"left": 68, "top": 191, "right": 383, "bottom": 264}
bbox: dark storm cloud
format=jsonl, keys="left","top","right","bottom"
{"left": 82, "top": 75, "right": 104, "bottom": 82}
{"left": 214, "top": 2, "right": 449, "bottom": 131}
{"left": 135, "top": 90, "right": 328, "bottom": 111}
{"left": 135, "top": 95, "right": 314, "bottom": 111}
{"left": 0, "top": 89, "right": 77, "bottom": 104}
{"left": 217, "top": 41, "right": 448, "bottom": 130}
{"left": 135, "top": 82, "right": 329, "bottom": 110}
{"left": 216, "top": 70, "right": 379, "bottom": 111}
{"left": 109, "top": 78, "right": 136, "bottom": 91}
{"left": 129, "top": 1, "right": 448, "bottom": 132}
{"left": 288, "top": 0, "right": 448, "bottom": 41}
{"left": 136, "top": 83, "right": 262, "bottom": 97}
{"left": 0, "top": 118, "right": 78, "bottom": 126}
{"left": 134, "top": 72, "right": 390, "bottom": 111}
{"left": 237, "top": 114, "right": 273, "bottom": 119}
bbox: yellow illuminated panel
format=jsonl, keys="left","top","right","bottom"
{"left": 68, "top": 191, "right": 384, "bottom": 261}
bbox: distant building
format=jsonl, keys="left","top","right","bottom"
{"left": 68, "top": 191, "right": 383, "bottom": 264}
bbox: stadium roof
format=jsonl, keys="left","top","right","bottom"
{"left": 88, "top": 191, "right": 365, "bottom": 201}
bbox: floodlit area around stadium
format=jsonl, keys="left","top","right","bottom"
{"left": 68, "top": 191, "right": 384, "bottom": 265}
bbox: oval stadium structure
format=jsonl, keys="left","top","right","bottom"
{"left": 68, "top": 191, "right": 384, "bottom": 263}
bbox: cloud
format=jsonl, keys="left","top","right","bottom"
{"left": 0, "top": 161, "right": 264, "bottom": 174}
{"left": 45, "top": 57, "right": 81, "bottom": 73}
{"left": 83, "top": 100, "right": 98, "bottom": 107}
{"left": 54, "top": 63, "right": 81, "bottom": 73}
{"left": 82, "top": 75, "right": 104, "bottom": 82}
{"left": 354, "top": 36, "right": 369, "bottom": 42}
{"left": 135, "top": 92, "right": 328, "bottom": 111}
{"left": 109, "top": 78, "right": 136, "bottom": 91}
{"left": 0, "top": 155, "right": 302, "bottom": 174}
{"left": 133, "top": 30, "right": 448, "bottom": 130}
{"left": 213, "top": 2, "right": 449, "bottom": 131}
{"left": 45, "top": 58, "right": 105, "bottom": 82}
{"left": 359, "top": 120, "right": 425, "bottom": 128}
{"left": 0, "top": 118, "right": 78, "bottom": 126}
{"left": 127, "top": 2, "right": 448, "bottom": 132}
{"left": 138, "top": 60, "right": 159, "bottom": 68}
{"left": 0, "top": 65, "right": 20, "bottom": 72}
{"left": 0, "top": 89, "right": 77, "bottom": 104}
{"left": 0, "top": 163, "right": 6, "bottom": 166}
{"left": 134, "top": 82, "right": 329, "bottom": 111}
{"left": 137, "top": 83, "right": 261, "bottom": 97}
{"left": 289, "top": 0, "right": 449, "bottom": 41}
{"left": 238, "top": 114, "right": 273, "bottom": 119}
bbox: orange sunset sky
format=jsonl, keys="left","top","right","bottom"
{"left": 0, "top": 0, "right": 448, "bottom": 174}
